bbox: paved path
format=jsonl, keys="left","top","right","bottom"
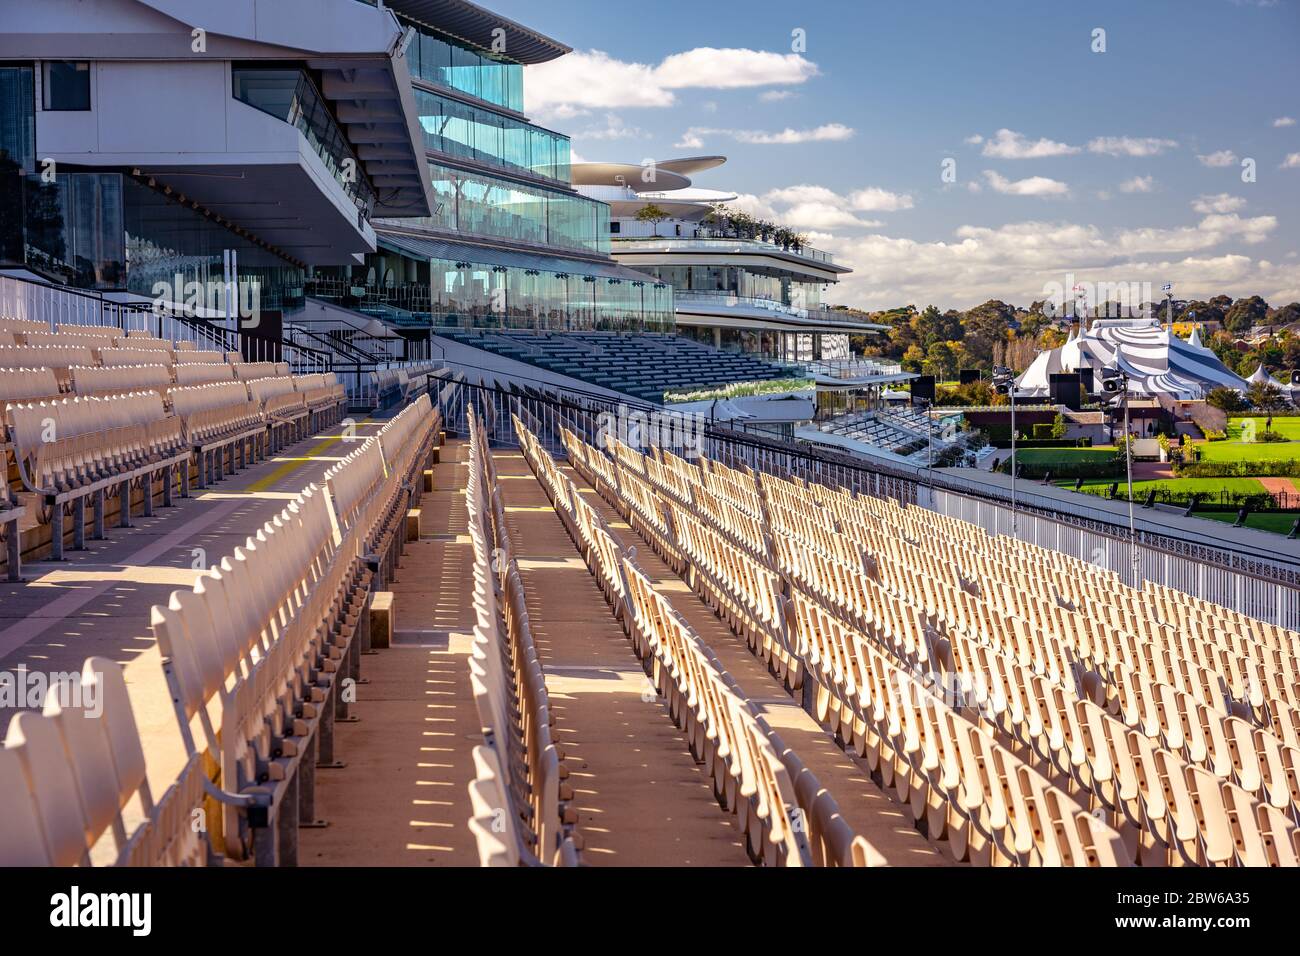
{"left": 492, "top": 449, "right": 749, "bottom": 866}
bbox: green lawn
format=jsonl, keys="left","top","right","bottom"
{"left": 1197, "top": 439, "right": 1300, "bottom": 462}
{"left": 1058, "top": 477, "right": 1269, "bottom": 497}
{"left": 1200, "top": 511, "right": 1300, "bottom": 535}
{"left": 1010, "top": 447, "right": 1118, "bottom": 467}
{"left": 1226, "top": 416, "right": 1300, "bottom": 441}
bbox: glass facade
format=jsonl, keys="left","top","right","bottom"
{"left": 413, "top": 88, "right": 570, "bottom": 183}
{"left": 403, "top": 21, "right": 525, "bottom": 114}
{"left": 123, "top": 177, "right": 304, "bottom": 310}
{"left": 636, "top": 263, "right": 824, "bottom": 309}
{"left": 307, "top": 255, "right": 673, "bottom": 333}
{"left": 0, "top": 65, "right": 36, "bottom": 265}
{"left": 374, "top": 161, "right": 607, "bottom": 256}
{"left": 232, "top": 67, "right": 375, "bottom": 225}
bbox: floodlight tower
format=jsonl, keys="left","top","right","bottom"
{"left": 992, "top": 365, "right": 1018, "bottom": 538}
{"left": 1100, "top": 366, "right": 1140, "bottom": 586}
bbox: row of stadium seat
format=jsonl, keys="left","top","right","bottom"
{"left": 0, "top": 397, "right": 441, "bottom": 865}
{"left": 464, "top": 408, "right": 578, "bottom": 866}
{"left": 0, "top": 659, "right": 209, "bottom": 866}
{"left": 568, "top": 428, "right": 1300, "bottom": 866}
{"left": 516, "top": 413, "right": 891, "bottom": 867}
{"left": 562, "top": 428, "right": 1152, "bottom": 866}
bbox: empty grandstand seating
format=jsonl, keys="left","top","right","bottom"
{"left": 463, "top": 408, "right": 578, "bottom": 865}
{"left": 0, "top": 323, "right": 353, "bottom": 570}
{"left": 146, "top": 396, "right": 440, "bottom": 864}
{"left": 6, "top": 390, "right": 191, "bottom": 558}
{"left": 508, "top": 411, "right": 900, "bottom": 867}
{"left": 70, "top": 364, "right": 171, "bottom": 396}
{"left": 0, "top": 657, "right": 208, "bottom": 866}
{"left": 441, "top": 329, "right": 788, "bottom": 402}
{"left": 549, "top": 421, "right": 1300, "bottom": 866}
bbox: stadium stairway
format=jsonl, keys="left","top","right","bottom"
{"left": 516, "top": 450, "right": 952, "bottom": 865}
{"left": 297, "top": 440, "right": 482, "bottom": 866}
{"left": 488, "top": 448, "right": 757, "bottom": 864}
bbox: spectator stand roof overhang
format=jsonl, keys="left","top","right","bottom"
{"left": 382, "top": 0, "right": 571, "bottom": 63}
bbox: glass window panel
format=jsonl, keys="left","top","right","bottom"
{"left": 43, "top": 61, "right": 91, "bottom": 111}
{"left": 450, "top": 45, "right": 481, "bottom": 100}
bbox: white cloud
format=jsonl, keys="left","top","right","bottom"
{"left": 673, "top": 130, "right": 705, "bottom": 150}
{"left": 963, "top": 134, "right": 984, "bottom": 145}
{"left": 679, "top": 123, "right": 854, "bottom": 146}
{"left": 1191, "top": 193, "right": 1246, "bottom": 214}
{"left": 525, "top": 47, "right": 817, "bottom": 118}
{"left": 980, "top": 128, "right": 1080, "bottom": 159}
{"left": 1282, "top": 152, "right": 1300, "bottom": 169}
{"left": 1114, "top": 213, "right": 1277, "bottom": 254}
{"left": 1119, "top": 175, "right": 1155, "bottom": 193}
{"left": 848, "top": 187, "right": 914, "bottom": 212}
{"left": 982, "top": 170, "right": 1070, "bottom": 197}
{"left": 654, "top": 47, "right": 819, "bottom": 89}
{"left": 1274, "top": 116, "right": 1296, "bottom": 127}
{"left": 1087, "top": 136, "right": 1178, "bottom": 157}
{"left": 1198, "top": 149, "right": 1239, "bottom": 167}
{"left": 759, "top": 90, "right": 795, "bottom": 102}
{"left": 573, "top": 113, "right": 646, "bottom": 141}
{"left": 721, "top": 183, "right": 906, "bottom": 231}
{"left": 819, "top": 216, "right": 1300, "bottom": 311}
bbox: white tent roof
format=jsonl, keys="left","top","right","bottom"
{"left": 1015, "top": 316, "right": 1248, "bottom": 399}
{"left": 1247, "top": 363, "right": 1273, "bottom": 385}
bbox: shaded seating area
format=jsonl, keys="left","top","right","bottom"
{"left": 440, "top": 329, "right": 788, "bottom": 403}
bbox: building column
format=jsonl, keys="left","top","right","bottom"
{"left": 713, "top": 326, "right": 721, "bottom": 349}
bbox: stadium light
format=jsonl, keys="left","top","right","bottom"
{"left": 991, "top": 364, "right": 1018, "bottom": 537}
{"left": 1100, "top": 366, "right": 1140, "bottom": 585}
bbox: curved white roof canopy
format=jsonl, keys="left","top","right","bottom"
{"left": 642, "top": 187, "right": 738, "bottom": 203}
{"left": 656, "top": 156, "right": 727, "bottom": 176}
{"left": 570, "top": 163, "right": 692, "bottom": 191}
{"left": 605, "top": 199, "right": 715, "bottom": 221}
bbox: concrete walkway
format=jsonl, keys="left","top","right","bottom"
{"left": 300, "top": 440, "right": 481, "bottom": 866}
{"left": 492, "top": 449, "right": 749, "bottom": 866}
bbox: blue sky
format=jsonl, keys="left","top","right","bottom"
{"left": 487, "top": 0, "right": 1300, "bottom": 311}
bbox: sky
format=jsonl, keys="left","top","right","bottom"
{"left": 485, "top": 0, "right": 1300, "bottom": 312}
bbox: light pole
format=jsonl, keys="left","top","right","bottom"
{"left": 1101, "top": 366, "right": 1140, "bottom": 585}
{"left": 1162, "top": 282, "right": 1174, "bottom": 328}
{"left": 992, "top": 365, "right": 1018, "bottom": 537}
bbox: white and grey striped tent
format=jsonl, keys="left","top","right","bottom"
{"left": 1016, "top": 317, "right": 1248, "bottom": 399}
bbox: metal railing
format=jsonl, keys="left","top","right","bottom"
{"left": 428, "top": 371, "right": 1300, "bottom": 627}
{"left": 611, "top": 235, "right": 837, "bottom": 266}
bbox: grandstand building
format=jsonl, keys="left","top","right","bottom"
{"left": 571, "top": 155, "right": 876, "bottom": 365}
{"left": 2, "top": 0, "right": 1299, "bottom": 888}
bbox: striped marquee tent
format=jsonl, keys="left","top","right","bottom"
{"left": 1016, "top": 317, "right": 1249, "bottom": 399}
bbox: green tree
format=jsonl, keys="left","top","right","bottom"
{"left": 901, "top": 344, "right": 925, "bottom": 373}
{"left": 1225, "top": 295, "right": 1269, "bottom": 333}
{"left": 1205, "top": 385, "right": 1247, "bottom": 413}
{"left": 1248, "top": 380, "right": 1289, "bottom": 430}
{"left": 635, "top": 203, "right": 670, "bottom": 237}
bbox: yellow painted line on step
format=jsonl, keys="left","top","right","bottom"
{"left": 247, "top": 419, "right": 373, "bottom": 493}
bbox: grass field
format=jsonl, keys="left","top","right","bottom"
{"left": 1199, "top": 510, "right": 1300, "bottom": 535}
{"left": 1058, "top": 477, "right": 1269, "bottom": 497}
{"left": 1196, "top": 439, "right": 1300, "bottom": 462}
{"left": 1010, "top": 447, "right": 1118, "bottom": 467}
{"left": 1226, "top": 416, "right": 1300, "bottom": 441}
